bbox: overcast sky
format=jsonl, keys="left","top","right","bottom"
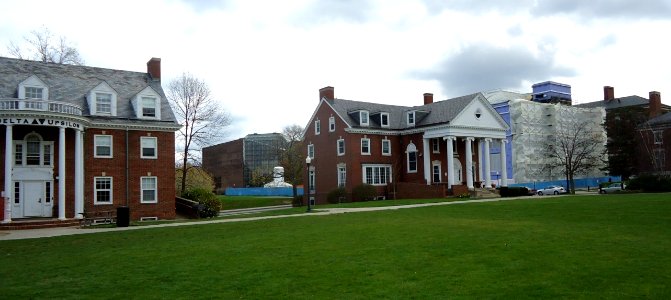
{"left": 2, "top": 0, "right": 670, "bottom": 141}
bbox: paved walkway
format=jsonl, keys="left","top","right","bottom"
{"left": 0, "top": 194, "right": 567, "bottom": 241}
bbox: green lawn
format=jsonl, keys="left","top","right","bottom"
{"left": 218, "top": 195, "right": 293, "bottom": 210}
{"left": 2, "top": 193, "right": 670, "bottom": 298}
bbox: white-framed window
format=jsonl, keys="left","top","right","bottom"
{"left": 337, "top": 165, "right": 346, "bottom": 187}
{"left": 18, "top": 75, "right": 48, "bottom": 100}
{"left": 14, "top": 144, "right": 22, "bottom": 165}
{"left": 307, "top": 143, "right": 314, "bottom": 159}
{"left": 380, "top": 113, "right": 390, "bottom": 127}
{"left": 407, "top": 111, "right": 415, "bottom": 126}
{"left": 308, "top": 169, "right": 315, "bottom": 194}
{"left": 432, "top": 138, "right": 440, "bottom": 153}
{"left": 94, "top": 177, "right": 113, "bottom": 205}
{"left": 26, "top": 134, "right": 41, "bottom": 165}
{"left": 329, "top": 116, "right": 335, "bottom": 132}
{"left": 140, "top": 136, "right": 157, "bottom": 159}
{"left": 94, "top": 135, "right": 113, "bottom": 158}
{"left": 14, "top": 182, "right": 20, "bottom": 204}
{"left": 654, "top": 148, "right": 665, "bottom": 169}
{"left": 362, "top": 164, "right": 392, "bottom": 186}
{"left": 141, "top": 176, "right": 158, "bottom": 203}
{"left": 25, "top": 87, "right": 44, "bottom": 99}
{"left": 432, "top": 163, "right": 441, "bottom": 183}
{"left": 654, "top": 130, "right": 663, "bottom": 145}
{"left": 96, "top": 93, "right": 112, "bottom": 114}
{"left": 337, "top": 139, "right": 345, "bottom": 156}
{"left": 382, "top": 139, "right": 391, "bottom": 156}
{"left": 142, "top": 97, "right": 157, "bottom": 117}
{"left": 360, "top": 111, "right": 369, "bottom": 126}
{"left": 361, "top": 138, "right": 371, "bottom": 155}
{"left": 14, "top": 133, "right": 53, "bottom": 167}
{"left": 43, "top": 144, "right": 51, "bottom": 165}
{"left": 315, "top": 119, "right": 321, "bottom": 135}
{"left": 406, "top": 142, "right": 418, "bottom": 173}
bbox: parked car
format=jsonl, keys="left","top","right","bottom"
{"left": 536, "top": 185, "right": 566, "bottom": 196}
{"left": 599, "top": 183, "right": 624, "bottom": 194}
{"left": 524, "top": 187, "right": 537, "bottom": 196}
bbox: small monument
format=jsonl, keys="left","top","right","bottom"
{"left": 264, "top": 166, "right": 293, "bottom": 188}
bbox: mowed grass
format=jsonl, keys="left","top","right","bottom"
{"left": 2, "top": 193, "right": 671, "bottom": 299}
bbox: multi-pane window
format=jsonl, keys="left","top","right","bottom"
{"left": 315, "top": 120, "right": 321, "bottom": 135}
{"left": 45, "top": 182, "right": 51, "bottom": 203}
{"left": 380, "top": 113, "right": 389, "bottom": 127}
{"left": 14, "top": 182, "right": 20, "bottom": 204}
{"left": 329, "top": 116, "right": 335, "bottom": 132}
{"left": 43, "top": 144, "right": 51, "bottom": 165}
{"left": 363, "top": 165, "right": 392, "bottom": 186}
{"left": 141, "top": 177, "right": 157, "bottom": 203}
{"left": 360, "top": 111, "right": 369, "bottom": 126}
{"left": 94, "top": 177, "right": 113, "bottom": 204}
{"left": 25, "top": 87, "right": 43, "bottom": 99}
{"left": 307, "top": 144, "right": 314, "bottom": 159}
{"left": 432, "top": 165, "right": 441, "bottom": 183}
{"left": 142, "top": 97, "right": 156, "bottom": 117}
{"left": 96, "top": 93, "right": 112, "bottom": 114}
{"left": 14, "top": 144, "right": 22, "bottom": 165}
{"left": 337, "top": 139, "right": 345, "bottom": 156}
{"left": 26, "top": 135, "right": 41, "bottom": 165}
{"left": 338, "top": 166, "right": 346, "bottom": 187}
{"left": 432, "top": 138, "right": 440, "bottom": 153}
{"left": 654, "top": 130, "right": 663, "bottom": 144}
{"left": 408, "top": 151, "right": 417, "bottom": 173}
{"left": 140, "top": 137, "right": 157, "bottom": 158}
{"left": 407, "top": 111, "right": 415, "bottom": 126}
{"left": 94, "top": 135, "right": 112, "bottom": 158}
{"left": 361, "top": 138, "right": 370, "bottom": 155}
{"left": 382, "top": 139, "right": 391, "bottom": 156}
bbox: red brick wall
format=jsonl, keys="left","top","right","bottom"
{"left": 394, "top": 182, "right": 445, "bottom": 199}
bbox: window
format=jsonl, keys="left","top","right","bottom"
{"left": 315, "top": 120, "right": 321, "bottom": 135}
{"left": 361, "top": 138, "right": 370, "bottom": 155}
{"left": 432, "top": 164, "right": 441, "bottom": 183}
{"left": 654, "top": 130, "right": 663, "bottom": 144}
{"left": 380, "top": 113, "right": 389, "bottom": 127}
{"left": 382, "top": 139, "right": 391, "bottom": 156}
{"left": 329, "top": 116, "right": 335, "bottom": 132}
{"left": 14, "top": 144, "right": 22, "bottom": 165}
{"left": 407, "top": 111, "right": 415, "bottom": 126}
{"left": 45, "top": 182, "right": 51, "bottom": 203}
{"left": 14, "top": 182, "right": 20, "bottom": 204}
{"left": 360, "top": 111, "right": 369, "bottom": 126}
{"left": 432, "top": 138, "right": 440, "bottom": 153}
{"left": 96, "top": 93, "right": 112, "bottom": 114}
{"left": 307, "top": 144, "right": 314, "bottom": 159}
{"left": 338, "top": 165, "right": 346, "bottom": 187}
{"left": 308, "top": 169, "right": 315, "bottom": 194}
{"left": 26, "top": 135, "right": 41, "bottom": 165}
{"left": 362, "top": 164, "right": 392, "bottom": 186}
{"left": 475, "top": 108, "right": 482, "bottom": 119}
{"left": 43, "top": 144, "right": 51, "bottom": 165}
{"left": 141, "top": 177, "right": 157, "bottom": 203}
{"left": 654, "top": 148, "right": 665, "bottom": 169}
{"left": 337, "top": 139, "right": 345, "bottom": 156}
{"left": 142, "top": 97, "right": 157, "bottom": 117}
{"left": 94, "top": 135, "right": 113, "bottom": 158}
{"left": 94, "top": 177, "right": 113, "bottom": 204}
{"left": 406, "top": 142, "right": 417, "bottom": 173}
{"left": 25, "top": 87, "right": 43, "bottom": 99}
{"left": 141, "top": 137, "right": 157, "bottom": 159}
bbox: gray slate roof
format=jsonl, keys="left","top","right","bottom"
{"left": 0, "top": 56, "right": 177, "bottom": 125}
{"left": 575, "top": 96, "right": 650, "bottom": 110}
{"left": 327, "top": 93, "right": 478, "bottom": 130}
{"left": 646, "top": 111, "right": 671, "bottom": 126}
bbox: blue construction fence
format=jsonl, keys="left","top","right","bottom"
{"left": 224, "top": 187, "right": 304, "bottom": 197}
{"left": 509, "top": 176, "right": 622, "bottom": 191}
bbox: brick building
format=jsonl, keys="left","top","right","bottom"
{"left": 0, "top": 57, "right": 180, "bottom": 223}
{"left": 637, "top": 92, "right": 671, "bottom": 175}
{"left": 303, "top": 86, "right": 509, "bottom": 204}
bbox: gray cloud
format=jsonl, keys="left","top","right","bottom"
{"left": 532, "top": 0, "right": 671, "bottom": 20}
{"left": 417, "top": 45, "right": 576, "bottom": 96}
{"left": 421, "top": 0, "right": 535, "bottom": 15}
{"left": 177, "top": 0, "right": 231, "bottom": 13}
{"left": 599, "top": 34, "right": 617, "bottom": 47}
{"left": 291, "top": 0, "right": 373, "bottom": 25}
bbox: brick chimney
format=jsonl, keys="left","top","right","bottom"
{"left": 649, "top": 91, "right": 661, "bottom": 119}
{"left": 319, "top": 86, "right": 334, "bottom": 101}
{"left": 147, "top": 57, "right": 161, "bottom": 80}
{"left": 423, "top": 93, "right": 433, "bottom": 105}
{"left": 604, "top": 86, "right": 614, "bottom": 101}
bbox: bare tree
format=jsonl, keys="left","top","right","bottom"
{"left": 167, "top": 73, "right": 231, "bottom": 194}
{"left": 280, "top": 125, "right": 305, "bottom": 203}
{"left": 546, "top": 120, "right": 605, "bottom": 194}
{"left": 8, "top": 26, "right": 84, "bottom": 65}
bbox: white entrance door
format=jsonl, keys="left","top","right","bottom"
{"left": 24, "top": 181, "right": 45, "bottom": 217}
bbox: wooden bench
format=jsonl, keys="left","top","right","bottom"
{"left": 80, "top": 210, "right": 116, "bottom": 227}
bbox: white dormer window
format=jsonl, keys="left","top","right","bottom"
{"left": 360, "top": 111, "right": 369, "bottom": 126}
{"left": 18, "top": 75, "right": 49, "bottom": 100}
{"left": 407, "top": 111, "right": 415, "bottom": 126}
{"left": 88, "top": 82, "right": 118, "bottom": 116}
{"left": 132, "top": 86, "right": 161, "bottom": 119}
{"left": 380, "top": 113, "right": 390, "bottom": 127}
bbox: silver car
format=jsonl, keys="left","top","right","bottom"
{"left": 599, "top": 183, "right": 624, "bottom": 194}
{"left": 537, "top": 185, "right": 566, "bottom": 196}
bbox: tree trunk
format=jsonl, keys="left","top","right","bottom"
{"left": 180, "top": 149, "right": 188, "bottom": 195}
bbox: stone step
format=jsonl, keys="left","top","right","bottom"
{"left": 0, "top": 219, "right": 80, "bottom": 230}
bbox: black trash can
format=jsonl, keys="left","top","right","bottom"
{"left": 116, "top": 206, "right": 130, "bottom": 227}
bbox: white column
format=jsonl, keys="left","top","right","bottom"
{"left": 422, "top": 138, "right": 431, "bottom": 185}
{"left": 500, "top": 139, "right": 508, "bottom": 187}
{"left": 477, "top": 139, "right": 483, "bottom": 186}
{"left": 74, "top": 129, "right": 83, "bottom": 219}
{"left": 465, "top": 137, "right": 474, "bottom": 189}
{"left": 484, "top": 138, "right": 492, "bottom": 188}
{"left": 3, "top": 125, "right": 12, "bottom": 223}
{"left": 58, "top": 127, "right": 66, "bottom": 220}
{"left": 445, "top": 136, "right": 455, "bottom": 188}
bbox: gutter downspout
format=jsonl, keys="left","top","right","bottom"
{"left": 126, "top": 126, "right": 129, "bottom": 206}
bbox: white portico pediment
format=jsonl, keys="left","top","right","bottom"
{"left": 450, "top": 94, "right": 508, "bottom": 130}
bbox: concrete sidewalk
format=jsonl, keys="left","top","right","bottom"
{"left": 0, "top": 195, "right": 557, "bottom": 241}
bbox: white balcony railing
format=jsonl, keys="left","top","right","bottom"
{"left": 0, "top": 99, "right": 83, "bottom": 116}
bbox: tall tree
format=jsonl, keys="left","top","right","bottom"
{"left": 546, "top": 120, "right": 605, "bottom": 194}
{"left": 8, "top": 26, "right": 84, "bottom": 65}
{"left": 280, "top": 125, "right": 305, "bottom": 203}
{"left": 604, "top": 107, "right": 647, "bottom": 179}
{"left": 167, "top": 73, "right": 231, "bottom": 194}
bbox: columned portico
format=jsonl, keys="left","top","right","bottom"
{"left": 3, "top": 125, "right": 12, "bottom": 223}
{"left": 58, "top": 127, "right": 66, "bottom": 220}
{"left": 465, "top": 137, "right": 474, "bottom": 189}
{"left": 500, "top": 139, "right": 508, "bottom": 187}
{"left": 75, "top": 129, "right": 83, "bottom": 219}
{"left": 484, "top": 138, "right": 492, "bottom": 188}
{"left": 477, "top": 139, "right": 484, "bottom": 186}
{"left": 444, "top": 136, "right": 455, "bottom": 187}
{"left": 423, "top": 138, "right": 431, "bottom": 185}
